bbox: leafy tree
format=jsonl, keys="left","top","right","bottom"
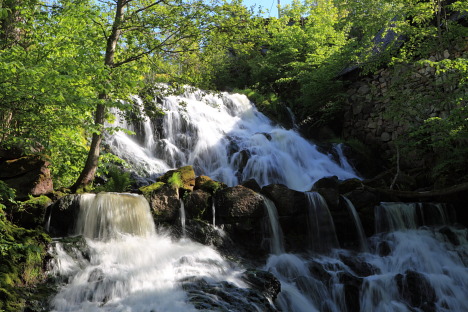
{"left": 69, "top": 0, "right": 234, "bottom": 191}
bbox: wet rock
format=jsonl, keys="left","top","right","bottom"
{"left": 439, "top": 226, "right": 460, "bottom": 246}
{"left": 214, "top": 185, "right": 266, "bottom": 255}
{"left": 242, "top": 269, "right": 281, "bottom": 301}
{"left": 316, "top": 188, "right": 340, "bottom": 211}
{"left": 185, "top": 219, "right": 235, "bottom": 252}
{"left": 345, "top": 189, "right": 380, "bottom": 236}
{"left": 312, "top": 176, "right": 339, "bottom": 190}
{"left": 0, "top": 155, "right": 53, "bottom": 199}
{"left": 144, "top": 184, "right": 180, "bottom": 223}
{"left": 261, "top": 184, "right": 307, "bottom": 216}
{"left": 46, "top": 194, "right": 81, "bottom": 237}
{"left": 377, "top": 240, "right": 392, "bottom": 256}
{"left": 308, "top": 261, "right": 332, "bottom": 282}
{"left": 157, "top": 165, "right": 196, "bottom": 192}
{"left": 215, "top": 185, "right": 264, "bottom": 219}
{"left": 338, "top": 178, "right": 363, "bottom": 194}
{"left": 339, "top": 254, "right": 380, "bottom": 277}
{"left": 181, "top": 277, "right": 278, "bottom": 312}
{"left": 395, "top": 270, "right": 437, "bottom": 312}
{"left": 241, "top": 179, "right": 261, "bottom": 193}
{"left": 184, "top": 189, "right": 211, "bottom": 221}
{"left": 11, "top": 195, "right": 52, "bottom": 229}
{"left": 194, "top": 175, "right": 227, "bottom": 194}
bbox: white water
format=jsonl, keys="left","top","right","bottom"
{"left": 262, "top": 195, "right": 285, "bottom": 255}
{"left": 262, "top": 201, "right": 468, "bottom": 312}
{"left": 342, "top": 196, "right": 369, "bottom": 252}
{"left": 107, "top": 87, "right": 357, "bottom": 191}
{"left": 48, "top": 193, "right": 246, "bottom": 312}
{"left": 305, "top": 192, "right": 339, "bottom": 252}
{"left": 179, "top": 199, "right": 186, "bottom": 237}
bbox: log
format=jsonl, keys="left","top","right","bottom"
{"left": 365, "top": 181, "right": 468, "bottom": 199}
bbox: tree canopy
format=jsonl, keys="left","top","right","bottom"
{"left": 0, "top": 0, "right": 466, "bottom": 189}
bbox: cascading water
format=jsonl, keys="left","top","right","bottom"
{"left": 262, "top": 195, "right": 285, "bottom": 255}
{"left": 107, "top": 87, "right": 357, "bottom": 191}
{"left": 48, "top": 193, "right": 249, "bottom": 312}
{"left": 261, "top": 200, "right": 468, "bottom": 312}
{"left": 179, "top": 199, "right": 186, "bottom": 237}
{"left": 305, "top": 192, "right": 339, "bottom": 253}
{"left": 342, "top": 196, "right": 369, "bottom": 252}
{"left": 50, "top": 87, "right": 468, "bottom": 311}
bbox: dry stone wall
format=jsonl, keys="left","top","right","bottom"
{"left": 342, "top": 39, "right": 468, "bottom": 163}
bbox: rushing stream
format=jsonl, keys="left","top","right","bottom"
{"left": 47, "top": 88, "right": 468, "bottom": 311}
{"left": 107, "top": 87, "right": 357, "bottom": 191}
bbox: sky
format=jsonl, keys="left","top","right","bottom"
{"left": 241, "top": 0, "right": 293, "bottom": 18}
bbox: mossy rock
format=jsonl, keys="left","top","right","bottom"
{"left": 139, "top": 182, "right": 166, "bottom": 197}
{"left": 11, "top": 195, "right": 52, "bottom": 229}
{"left": 195, "top": 175, "right": 227, "bottom": 194}
{"left": 157, "top": 166, "right": 196, "bottom": 192}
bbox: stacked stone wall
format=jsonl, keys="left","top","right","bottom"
{"left": 342, "top": 39, "right": 468, "bottom": 163}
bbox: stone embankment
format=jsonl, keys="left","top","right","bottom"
{"left": 342, "top": 40, "right": 468, "bottom": 163}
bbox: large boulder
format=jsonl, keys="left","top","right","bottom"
{"left": 140, "top": 182, "right": 180, "bottom": 223}
{"left": 0, "top": 155, "right": 53, "bottom": 199}
{"left": 261, "top": 184, "right": 307, "bottom": 216}
{"left": 194, "top": 175, "right": 227, "bottom": 194}
{"left": 395, "top": 270, "right": 437, "bottom": 312}
{"left": 214, "top": 185, "right": 266, "bottom": 255}
{"left": 215, "top": 185, "right": 264, "bottom": 219}
{"left": 184, "top": 189, "right": 212, "bottom": 221}
{"left": 11, "top": 195, "right": 52, "bottom": 229}
{"left": 157, "top": 165, "right": 196, "bottom": 193}
{"left": 45, "top": 194, "right": 81, "bottom": 237}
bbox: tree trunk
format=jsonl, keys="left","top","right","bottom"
{"left": 71, "top": 102, "right": 106, "bottom": 192}
{"left": 71, "top": 0, "right": 125, "bottom": 192}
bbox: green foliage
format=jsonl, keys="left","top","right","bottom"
{"left": 0, "top": 181, "right": 16, "bottom": 208}
{"left": 0, "top": 202, "right": 50, "bottom": 311}
{"left": 95, "top": 165, "right": 133, "bottom": 193}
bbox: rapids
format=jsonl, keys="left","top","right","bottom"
{"left": 107, "top": 87, "right": 357, "bottom": 191}
{"left": 46, "top": 88, "right": 468, "bottom": 312}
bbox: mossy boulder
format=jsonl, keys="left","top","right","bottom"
{"left": 141, "top": 183, "right": 180, "bottom": 223}
{"left": 45, "top": 194, "right": 81, "bottom": 237}
{"left": 139, "top": 182, "right": 165, "bottom": 196}
{"left": 157, "top": 166, "right": 196, "bottom": 192}
{"left": 195, "top": 175, "right": 227, "bottom": 194}
{"left": 10, "top": 195, "right": 52, "bottom": 229}
{"left": 184, "top": 189, "right": 212, "bottom": 221}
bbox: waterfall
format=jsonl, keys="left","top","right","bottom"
{"left": 48, "top": 193, "right": 247, "bottom": 312}
{"left": 375, "top": 202, "right": 420, "bottom": 233}
{"left": 342, "top": 196, "right": 369, "bottom": 252}
{"left": 75, "top": 192, "right": 156, "bottom": 240}
{"left": 305, "top": 192, "right": 339, "bottom": 253}
{"left": 211, "top": 198, "right": 216, "bottom": 226}
{"left": 262, "top": 195, "right": 285, "bottom": 255}
{"left": 107, "top": 87, "right": 357, "bottom": 191}
{"left": 262, "top": 200, "right": 468, "bottom": 312}
{"left": 179, "top": 199, "right": 186, "bottom": 237}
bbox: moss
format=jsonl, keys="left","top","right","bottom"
{"left": 167, "top": 172, "right": 183, "bottom": 189}
{"left": 21, "top": 195, "right": 52, "bottom": 207}
{"left": 139, "top": 182, "right": 165, "bottom": 196}
{"left": 201, "top": 180, "right": 224, "bottom": 194}
{"left": 0, "top": 209, "right": 51, "bottom": 311}
{"left": 157, "top": 166, "right": 195, "bottom": 192}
